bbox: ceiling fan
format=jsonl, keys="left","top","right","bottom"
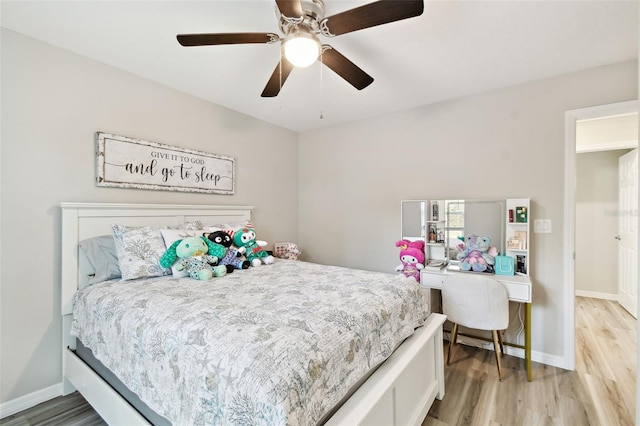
{"left": 177, "top": 0, "right": 424, "bottom": 97}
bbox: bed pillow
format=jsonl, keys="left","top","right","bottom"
{"left": 112, "top": 224, "right": 172, "bottom": 281}
{"left": 78, "top": 235, "right": 121, "bottom": 284}
{"left": 160, "top": 228, "right": 210, "bottom": 278}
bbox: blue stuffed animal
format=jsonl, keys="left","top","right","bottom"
{"left": 456, "top": 234, "right": 498, "bottom": 272}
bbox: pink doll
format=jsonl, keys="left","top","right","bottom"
{"left": 395, "top": 239, "right": 425, "bottom": 282}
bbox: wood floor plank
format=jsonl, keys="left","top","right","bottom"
{"left": 582, "top": 372, "right": 634, "bottom": 426}
{"left": 575, "top": 324, "right": 616, "bottom": 380}
{"left": 556, "top": 394, "right": 594, "bottom": 426}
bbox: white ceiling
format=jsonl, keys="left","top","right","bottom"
{"left": 2, "top": 0, "right": 638, "bottom": 132}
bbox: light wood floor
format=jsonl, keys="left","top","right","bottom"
{"left": 1, "top": 297, "right": 634, "bottom": 426}
{"left": 424, "top": 296, "right": 636, "bottom": 426}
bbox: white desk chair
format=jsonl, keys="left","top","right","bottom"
{"left": 442, "top": 273, "right": 509, "bottom": 381}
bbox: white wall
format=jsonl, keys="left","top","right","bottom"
{"left": 298, "top": 60, "right": 638, "bottom": 365}
{"left": 0, "top": 29, "right": 299, "bottom": 404}
{"left": 576, "top": 149, "right": 631, "bottom": 297}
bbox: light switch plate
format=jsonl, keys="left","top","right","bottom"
{"left": 533, "top": 219, "right": 552, "bottom": 234}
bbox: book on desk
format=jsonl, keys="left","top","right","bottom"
{"left": 424, "top": 259, "right": 447, "bottom": 271}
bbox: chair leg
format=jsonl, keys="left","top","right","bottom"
{"left": 492, "top": 330, "right": 504, "bottom": 381}
{"left": 498, "top": 330, "right": 505, "bottom": 357}
{"left": 447, "top": 323, "right": 459, "bottom": 365}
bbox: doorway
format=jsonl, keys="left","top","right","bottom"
{"left": 564, "top": 100, "right": 638, "bottom": 370}
{"left": 575, "top": 121, "right": 637, "bottom": 311}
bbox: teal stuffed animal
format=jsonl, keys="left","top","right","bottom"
{"left": 159, "top": 236, "right": 227, "bottom": 280}
{"left": 232, "top": 226, "right": 274, "bottom": 267}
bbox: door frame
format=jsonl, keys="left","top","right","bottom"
{"left": 564, "top": 99, "right": 638, "bottom": 370}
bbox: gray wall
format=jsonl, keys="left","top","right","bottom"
{"left": 0, "top": 29, "right": 299, "bottom": 403}
{"left": 576, "top": 149, "right": 633, "bottom": 297}
{"left": 298, "top": 60, "right": 638, "bottom": 363}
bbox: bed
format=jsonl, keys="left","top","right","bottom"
{"left": 61, "top": 202, "right": 446, "bottom": 425}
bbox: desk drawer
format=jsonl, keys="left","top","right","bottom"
{"left": 504, "top": 281, "right": 531, "bottom": 303}
{"left": 421, "top": 271, "right": 445, "bottom": 289}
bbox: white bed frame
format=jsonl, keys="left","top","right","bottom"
{"left": 61, "top": 202, "right": 446, "bottom": 426}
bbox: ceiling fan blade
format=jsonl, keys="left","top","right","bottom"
{"left": 177, "top": 33, "right": 279, "bottom": 47}
{"left": 321, "top": 46, "right": 373, "bottom": 90}
{"left": 276, "top": 0, "right": 304, "bottom": 19}
{"left": 261, "top": 57, "right": 295, "bottom": 97}
{"left": 321, "top": 0, "right": 424, "bottom": 36}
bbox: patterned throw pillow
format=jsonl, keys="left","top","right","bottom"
{"left": 112, "top": 224, "right": 171, "bottom": 281}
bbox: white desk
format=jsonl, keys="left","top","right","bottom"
{"left": 421, "top": 268, "right": 533, "bottom": 381}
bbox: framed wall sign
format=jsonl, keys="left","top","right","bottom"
{"left": 96, "top": 132, "right": 235, "bottom": 195}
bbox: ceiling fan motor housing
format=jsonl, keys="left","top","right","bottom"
{"left": 279, "top": 0, "right": 325, "bottom": 37}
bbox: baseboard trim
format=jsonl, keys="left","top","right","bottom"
{"left": 444, "top": 332, "right": 572, "bottom": 371}
{"left": 0, "top": 383, "right": 63, "bottom": 419}
{"left": 532, "top": 350, "right": 569, "bottom": 370}
{"left": 575, "top": 290, "right": 618, "bottom": 301}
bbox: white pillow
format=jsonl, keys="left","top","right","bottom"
{"left": 111, "top": 225, "right": 171, "bottom": 281}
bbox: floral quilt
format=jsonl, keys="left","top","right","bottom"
{"left": 71, "top": 260, "right": 429, "bottom": 425}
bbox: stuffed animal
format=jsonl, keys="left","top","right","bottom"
{"left": 456, "top": 234, "right": 498, "bottom": 272}
{"left": 232, "top": 226, "right": 274, "bottom": 267}
{"left": 159, "top": 236, "right": 227, "bottom": 280}
{"left": 204, "top": 230, "right": 250, "bottom": 273}
{"left": 395, "top": 239, "right": 425, "bottom": 282}
{"left": 274, "top": 242, "right": 301, "bottom": 260}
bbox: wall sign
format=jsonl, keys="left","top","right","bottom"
{"left": 96, "top": 132, "right": 235, "bottom": 195}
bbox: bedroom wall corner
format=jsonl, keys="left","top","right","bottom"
{"left": 0, "top": 28, "right": 298, "bottom": 408}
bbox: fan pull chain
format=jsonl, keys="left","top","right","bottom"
{"left": 319, "top": 52, "right": 324, "bottom": 120}
{"left": 279, "top": 47, "right": 283, "bottom": 91}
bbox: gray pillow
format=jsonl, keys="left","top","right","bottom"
{"left": 79, "top": 235, "right": 121, "bottom": 284}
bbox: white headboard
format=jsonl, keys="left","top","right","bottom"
{"left": 60, "top": 202, "right": 253, "bottom": 316}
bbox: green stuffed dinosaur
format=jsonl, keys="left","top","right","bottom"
{"left": 159, "top": 236, "right": 227, "bottom": 280}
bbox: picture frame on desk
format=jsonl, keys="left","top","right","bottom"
{"left": 428, "top": 226, "right": 437, "bottom": 243}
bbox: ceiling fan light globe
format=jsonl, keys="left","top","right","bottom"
{"left": 284, "top": 34, "right": 320, "bottom": 68}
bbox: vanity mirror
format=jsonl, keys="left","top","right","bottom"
{"left": 401, "top": 200, "right": 426, "bottom": 241}
{"left": 461, "top": 199, "right": 506, "bottom": 257}
{"left": 401, "top": 198, "right": 507, "bottom": 264}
